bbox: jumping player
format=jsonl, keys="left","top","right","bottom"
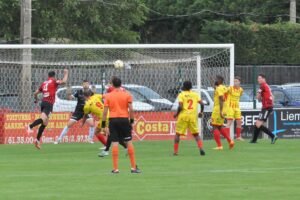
{"left": 26, "top": 69, "right": 69, "bottom": 149}
{"left": 81, "top": 91, "right": 108, "bottom": 148}
{"left": 54, "top": 80, "right": 95, "bottom": 144}
{"left": 225, "top": 76, "right": 244, "bottom": 141}
{"left": 101, "top": 77, "right": 140, "bottom": 174}
{"left": 250, "top": 74, "right": 278, "bottom": 144}
{"left": 211, "top": 76, "right": 235, "bottom": 150}
{"left": 173, "top": 81, "right": 205, "bottom": 156}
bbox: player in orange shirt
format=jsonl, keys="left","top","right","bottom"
{"left": 173, "top": 81, "right": 205, "bottom": 156}
{"left": 211, "top": 76, "right": 234, "bottom": 150}
{"left": 225, "top": 76, "right": 244, "bottom": 141}
{"left": 101, "top": 77, "right": 140, "bottom": 174}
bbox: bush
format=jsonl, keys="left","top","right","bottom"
{"left": 200, "top": 21, "right": 300, "bottom": 64}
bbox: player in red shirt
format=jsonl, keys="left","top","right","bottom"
{"left": 250, "top": 74, "right": 278, "bottom": 144}
{"left": 26, "top": 69, "right": 69, "bottom": 149}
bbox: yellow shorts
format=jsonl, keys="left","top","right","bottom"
{"left": 226, "top": 108, "right": 242, "bottom": 120}
{"left": 211, "top": 111, "right": 225, "bottom": 126}
{"left": 175, "top": 114, "right": 199, "bottom": 135}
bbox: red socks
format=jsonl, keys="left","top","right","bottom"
{"left": 197, "top": 140, "right": 203, "bottom": 149}
{"left": 96, "top": 134, "right": 107, "bottom": 146}
{"left": 213, "top": 129, "right": 222, "bottom": 147}
{"left": 220, "top": 127, "right": 231, "bottom": 143}
{"left": 174, "top": 143, "right": 179, "bottom": 154}
{"left": 236, "top": 127, "right": 242, "bottom": 138}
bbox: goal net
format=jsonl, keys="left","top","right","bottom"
{"left": 0, "top": 44, "right": 234, "bottom": 144}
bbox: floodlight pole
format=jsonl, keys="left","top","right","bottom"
{"left": 20, "top": 0, "right": 32, "bottom": 111}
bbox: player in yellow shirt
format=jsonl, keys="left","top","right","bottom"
{"left": 211, "top": 76, "right": 234, "bottom": 150}
{"left": 173, "top": 81, "right": 205, "bottom": 156}
{"left": 225, "top": 76, "right": 244, "bottom": 141}
{"left": 82, "top": 91, "right": 108, "bottom": 148}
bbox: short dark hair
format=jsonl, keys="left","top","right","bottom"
{"left": 182, "top": 81, "right": 192, "bottom": 91}
{"left": 83, "top": 80, "right": 89, "bottom": 83}
{"left": 258, "top": 74, "right": 266, "bottom": 79}
{"left": 216, "top": 75, "right": 224, "bottom": 83}
{"left": 234, "top": 76, "right": 241, "bottom": 81}
{"left": 48, "top": 71, "right": 55, "bottom": 77}
{"left": 83, "top": 90, "right": 93, "bottom": 97}
{"left": 112, "top": 77, "right": 122, "bottom": 88}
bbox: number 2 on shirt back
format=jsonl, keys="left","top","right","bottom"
{"left": 187, "top": 99, "right": 193, "bottom": 110}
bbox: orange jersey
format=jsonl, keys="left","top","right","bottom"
{"left": 227, "top": 86, "right": 243, "bottom": 109}
{"left": 104, "top": 88, "right": 133, "bottom": 118}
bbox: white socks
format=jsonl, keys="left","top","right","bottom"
{"left": 58, "top": 126, "right": 69, "bottom": 141}
{"left": 88, "top": 127, "right": 95, "bottom": 139}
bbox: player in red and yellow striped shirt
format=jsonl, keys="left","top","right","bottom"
{"left": 225, "top": 76, "right": 244, "bottom": 141}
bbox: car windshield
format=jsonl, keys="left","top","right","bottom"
{"left": 207, "top": 90, "right": 252, "bottom": 102}
{"left": 130, "top": 86, "right": 161, "bottom": 99}
{"left": 285, "top": 88, "right": 300, "bottom": 101}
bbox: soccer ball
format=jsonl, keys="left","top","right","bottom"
{"left": 114, "top": 60, "right": 124, "bottom": 69}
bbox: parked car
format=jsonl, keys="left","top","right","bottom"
{"left": 53, "top": 84, "right": 173, "bottom": 112}
{"left": 206, "top": 89, "right": 262, "bottom": 110}
{"left": 171, "top": 89, "right": 213, "bottom": 112}
{"left": 171, "top": 87, "right": 262, "bottom": 112}
{"left": 123, "top": 84, "right": 173, "bottom": 111}
{"left": 271, "top": 87, "right": 300, "bottom": 107}
{"left": 281, "top": 83, "right": 300, "bottom": 88}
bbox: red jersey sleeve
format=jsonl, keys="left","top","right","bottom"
{"left": 38, "top": 83, "right": 43, "bottom": 92}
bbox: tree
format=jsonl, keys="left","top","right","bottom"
{"left": 0, "top": 0, "right": 148, "bottom": 43}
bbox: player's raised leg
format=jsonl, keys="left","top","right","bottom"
{"left": 27, "top": 70, "right": 68, "bottom": 149}
{"left": 55, "top": 119, "right": 77, "bottom": 144}
{"left": 87, "top": 118, "right": 95, "bottom": 143}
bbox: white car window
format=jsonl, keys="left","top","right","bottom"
{"left": 128, "top": 90, "right": 147, "bottom": 102}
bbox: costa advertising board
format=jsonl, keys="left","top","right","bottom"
{"left": 0, "top": 112, "right": 193, "bottom": 144}
{"left": 1, "top": 108, "right": 299, "bottom": 144}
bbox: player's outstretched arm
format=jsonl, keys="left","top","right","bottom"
{"left": 101, "top": 107, "right": 109, "bottom": 131}
{"left": 60, "top": 69, "right": 69, "bottom": 84}
{"left": 66, "top": 86, "right": 74, "bottom": 100}
{"left": 129, "top": 103, "right": 134, "bottom": 125}
{"left": 198, "top": 100, "right": 205, "bottom": 118}
{"left": 33, "top": 89, "right": 41, "bottom": 103}
{"left": 256, "top": 91, "right": 262, "bottom": 101}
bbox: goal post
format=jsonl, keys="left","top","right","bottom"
{"left": 0, "top": 44, "right": 234, "bottom": 143}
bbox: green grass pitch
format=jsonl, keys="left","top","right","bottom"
{"left": 0, "top": 139, "right": 300, "bottom": 200}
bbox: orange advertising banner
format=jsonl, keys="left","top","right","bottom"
{"left": 0, "top": 112, "right": 191, "bottom": 144}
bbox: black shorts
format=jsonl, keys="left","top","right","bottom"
{"left": 41, "top": 101, "right": 53, "bottom": 116}
{"left": 70, "top": 110, "right": 91, "bottom": 121}
{"left": 109, "top": 118, "right": 132, "bottom": 142}
{"left": 258, "top": 108, "right": 273, "bottom": 122}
